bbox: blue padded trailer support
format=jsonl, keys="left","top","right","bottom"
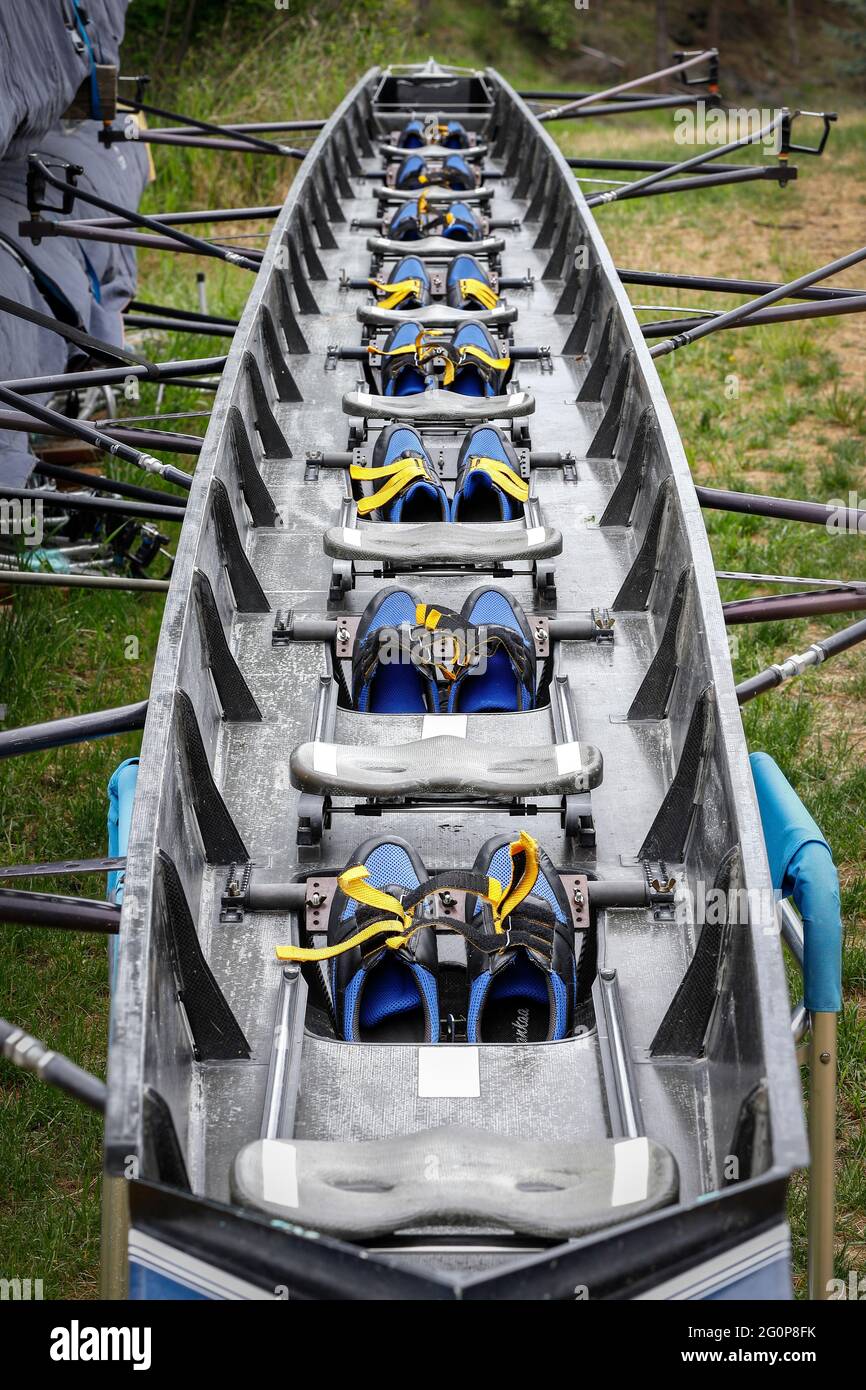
{"left": 750, "top": 751, "right": 842, "bottom": 1013}
{"left": 107, "top": 757, "right": 138, "bottom": 981}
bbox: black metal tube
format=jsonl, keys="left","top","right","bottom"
{"left": 130, "top": 98, "right": 307, "bottom": 156}
{"left": 4, "top": 354, "right": 226, "bottom": 396}
{"left": 0, "top": 1018, "right": 107, "bottom": 1111}
{"left": 0, "top": 889, "right": 120, "bottom": 933}
{"left": 22, "top": 219, "right": 264, "bottom": 261}
{"left": 736, "top": 617, "right": 866, "bottom": 703}
{"left": 0, "top": 485, "right": 185, "bottom": 524}
{"left": 246, "top": 877, "right": 654, "bottom": 914}
{"left": 538, "top": 50, "right": 716, "bottom": 122}
{"left": 652, "top": 242, "right": 866, "bottom": 356}
{"left": 124, "top": 313, "right": 235, "bottom": 338}
{"left": 68, "top": 206, "right": 280, "bottom": 230}
{"left": 0, "top": 700, "right": 148, "bottom": 758}
{"left": 128, "top": 299, "right": 238, "bottom": 326}
{"left": 587, "top": 111, "right": 785, "bottom": 208}
{"left": 521, "top": 90, "right": 652, "bottom": 102}
{"left": 541, "top": 93, "right": 710, "bottom": 120}
{"left": 618, "top": 266, "right": 864, "bottom": 302}
{"left": 724, "top": 591, "right": 866, "bottom": 624}
{"left": 32, "top": 462, "right": 187, "bottom": 508}
{"left": 0, "top": 856, "right": 126, "bottom": 880}
{"left": 736, "top": 668, "right": 787, "bottom": 702}
{"left": 641, "top": 294, "right": 866, "bottom": 336}
{"left": 0, "top": 382, "right": 196, "bottom": 487}
{"left": 0, "top": 571, "right": 169, "bottom": 593}
{"left": 547, "top": 617, "right": 597, "bottom": 640}
{"left": 153, "top": 119, "right": 326, "bottom": 136}
{"left": 30, "top": 157, "right": 260, "bottom": 272}
{"left": 0, "top": 408, "right": 202, "bottom": 460}
{"left": 283, "top": 616, "right": 339, "bottom": 642}
{"left": 697, "top": 485, "right": 866, "bottom": 532}
{"left": 110, "top": 130, "right": 301, "bottom": 155}
{"left": 571, "top": 157, "right": 765, "bottom": 174}
{"left": 593, "top": 165, "right": 788, "bottom": 206}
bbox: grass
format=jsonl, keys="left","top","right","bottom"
{"left": 0, "top": 0, "right": 864, "bottom": 1300}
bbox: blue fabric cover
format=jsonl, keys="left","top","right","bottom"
{"left": 390, "top": 255, "right": 429, "bottom": 288}
{"left": 446, "top": 254, "right": 490, "bottom": 291}
{"left": 373, "top": 424, "right": 446, "bottom": 522}
{"left": 448, "top": 590, "right": 531, "bottom": 712}
{"left": 382, "top": 318, "right": 425, "bottom": 396}
{"left": 356, "top": 590, "right": 432, "bottom": 713}
{"left": 442, "top": 202, "right": 481, "bottom": 239}
{"left": 395, "top": 153, "right": 426, "bottom": 189}
{"left": 106, "top": 756, "right": 138, "bottom": 983}
{"left": 389, "top": 200, "right": 423, "bottom": 240}
{"left": 337, "top": 841, "right": 438, "bottom": 1041}
{"left": 452, "top": 322, "right": 500, "bottom": 396}
{"left": 468, "top": 843, "right": 569, "bottom": 1041}
{"left": 443, "top": 154, "right": 474, "bottom": 188}
{"left": 399, "top": 119, "right": 425, "bottom": 148}
{"left": 750, "top": 752, "right": 842, "bottom": 1012}
{"left": 453, "top": 426, "right": 520, "bottom": 522}
{"left": 381, "top": 426, "right": 427, "bottom": 467}
{"left": 107, "top": 757, "right": 139, "bottom": 905}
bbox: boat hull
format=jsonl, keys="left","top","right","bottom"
{"left": 106, "top": 62, "right": 807, "bottom": 1300}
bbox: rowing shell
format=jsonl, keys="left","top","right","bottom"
{"left": 107, "top": 61, "right": 806, "bottom": 1302}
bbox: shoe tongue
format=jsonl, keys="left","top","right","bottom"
{"left": 492, "top": 950, "right": 550, "bottom": 1003}
{"left": 395, "top": 479, "right": 447, "bottom": 522}
{"left": 359, "top": 955, "right": 421, "bottom": 1029}
{"left": 460, "top": 468, "right": 511, "bottom": 520}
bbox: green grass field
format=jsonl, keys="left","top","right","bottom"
{"left": 1, "top": 1, "right": 864, "bottom": 1299}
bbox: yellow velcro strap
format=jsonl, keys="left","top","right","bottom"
{"left": 339, "top": 865, "right": 409, "bottom": 917}
{"left": 274, "top": 862, "right": 518, "bottom": 963}
{"left": 415, "top": 603, "right": 442, "bottom": 630}
{"left": 418, "top": 194, "right": 428, "bottom": 216}
{"left": 368, "top": 277, "right": 423, "bottom": 309}
{"left": 418, "top": 173, "right": 429, "bottom": 185}
{"left": 459, "top": 277, "right": 498, "bottom": 310}
{"left": 276, "top": 918, "right": 414, "bottom": 962}
{"left": 457, "top": 343, "right": 510, "bottom": 373}
{"left": 276, "top": 866, "right": 414, "bottom": 963}
{"left": 371, "top": 342, "right": 417, "bottom": 360}
{"left": 350, "top": 458, "right": 429, "bottom": 515}
{"left": 495, "top": 831, "right": 540, "bottom": 929}
{"left": 468, "top": 455, "right": 529, "bottom": 502}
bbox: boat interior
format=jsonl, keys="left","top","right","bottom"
{"left": 108, "top": 62, "right": 807, "bottom": 1292}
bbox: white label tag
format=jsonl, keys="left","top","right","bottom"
{"left": 611, "top": 1137, "right": 649, "bottom": 1207}
{"left": 312, "top": 742, "right": 338, "bottom": 776}
{"left": 260, "top": 1139, "right": 299, "bottom": 1208}
{"left": 555, "top": 742, "right": 583, "bottom": 775}
{"left": 421, "top": 714, "right": 468, "bottom": 740}
{"left": 417, "top": 1046, "right": 480, "bottom": 1098}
